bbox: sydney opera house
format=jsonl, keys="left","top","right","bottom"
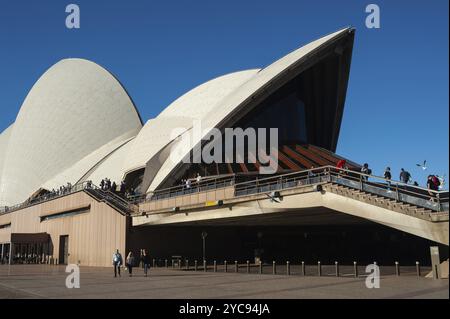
{"left": 0, "top": 28, "right": 448, "bottom": 267}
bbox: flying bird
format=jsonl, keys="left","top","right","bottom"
{"left": 416, "top": 160, "right": 427, "bottom": 170}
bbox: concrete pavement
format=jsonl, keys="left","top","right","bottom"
{"left": 0, "top": 264, "right": 448, "bottom": 299}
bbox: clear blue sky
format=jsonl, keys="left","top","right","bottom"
{"left": 0, "top": 0, "right": 448, "bottom": 187}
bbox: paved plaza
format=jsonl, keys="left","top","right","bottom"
{"left": 0, "top": 264, "right": 448, "bottom": 299}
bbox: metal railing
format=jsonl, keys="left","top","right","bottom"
{"left": 0, "top": 181, "right": 133, "bottom": 216}
{"left": 0, "top": 182, "right": 91, "bottom": 215}
{"left": 1, "top": 165, "right": 448, "bottom": 216}
{"left": 139, "top": 166, "right": 449, "bottom": 213}
{"left": 128, "top": 174, "right": 237, "bottom": 204}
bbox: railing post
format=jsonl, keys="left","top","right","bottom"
{"left": 224, "top": 260, "right": 228, "bottom": 273}
{"left": 213, "top": 260, "right": 217, "bottom": 273}
{"left": 395, "top": 261, "right": 400, "bottom": 276}
{"left": 235, "top": 261, "right": 238, "bottom": 273}
{"left": 246, "top": 260, "right": 250, "bottom": 273}
{"left": 203, "top": 260, "right": 207, "bottom": 272}
{"left": 301, "top": 261, "right": 305, "bottom": 276}
{"left": 185, "top": 259, "right": 189, "bottom": 271}
{"left": 416, "top": 261, "right": 421, "bottom": 277}
{"left": 194, "top": 260, "right": 198, "bottom": 271}
{"left": 317, "top": 261, "right": 321, "bottom": 277}
{"left": 396, "top": 184, "right": 400, "bottom": 201}
{"left": 272, "top": 261, "right": 276, "bottom": 275}
{"left": 259, "top": 261, "right": 263, "bottom": 274}
{"left": 335, "top": 261, "right": 339, "bottom": 277}
{"left": 152, "top": 258, "right": 156, "bottom": 268}
{"left": 437, "top": 193, "right": 441, "bottom": 211}
{"left": 165, "top": 259, "right": 168, "bottom": 268}
{"left": 286, "top": 261, "right": 290, "bottom": 276}
{"left": 353, "top": 261, "right": 358, "bottom": 278}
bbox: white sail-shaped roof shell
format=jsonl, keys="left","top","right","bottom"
{"left": 147, "top": 28, "right": 351, "bottom": 191}
{"left": 0, "top": 59, "right": 142, "bottom": 206}
{"left": 0, "top": 28, "right": 353, "bottom": 207}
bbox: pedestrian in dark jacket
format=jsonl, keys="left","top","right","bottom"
{"left": 126, "top": 252, "right": 135, "bottom": 277}
{"left": 142, "top": 249, "right": 151, "bottom": 277}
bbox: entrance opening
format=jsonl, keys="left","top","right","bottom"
{"left": 59, "top": 235, "right": 69, "bottom": 265}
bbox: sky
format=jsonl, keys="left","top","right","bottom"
{"left": 0, "top": 0, "right": 448, "bottom": 188}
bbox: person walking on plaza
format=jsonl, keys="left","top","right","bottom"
{"left": 126, "top": 252, "right": 135, "bottom": 277}
{"left": 142, "top": 249, "right": 151, "bottom": 277}
{"left": 112, "top": 249, "right": 123, "bottom": 278}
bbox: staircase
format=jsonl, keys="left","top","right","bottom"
{"left": 325, "top": 184, "right": 449, "bottom": 223}
{"left": 84, "top": 187, "right": 137, "bottom": 215}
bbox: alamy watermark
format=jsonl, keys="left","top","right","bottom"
{"left": 65, "top": 4, "right": 80, "bottom": 29}
{"left": 169, "top": 120, "right": 279, "bottom": 174}
{"left": 365, "top": 4, "right": 380, "bottom": 29}
{"left": 65, "top": 264, "right": 80, "bottom": 288}
{"left": 365, "top": 263, "right": 380, "bottom": 288}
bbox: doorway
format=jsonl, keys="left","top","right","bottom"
{"left": 59, "top": 235, "right": 69, "bottom": 265}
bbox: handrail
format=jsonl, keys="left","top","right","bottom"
{"left": 139, "top": 165, "right": 448, "bottom": 212}
{"left": 1, "top": 165, "right": 448, "bottom": 215}
{"left": 0, "top": 182, "right": 132, "bottom": 216}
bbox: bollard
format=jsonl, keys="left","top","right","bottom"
{"left": 246, "top": 260, "right": 250, "bottom": 273}
{"left": 194, "top": 260, "right": 198, "bottom": 271}
{"left": 317, "top": 261, "right": 321, "bottom": 277}
{"left": 286, "top": 261, "right": 290, "bottom": 276}
{"left": 172, "top": 259, "right": 174, "bottom": 268}
{"left": 179, "top": 259, "right": 182, "bottom": 270}
{"left": 335, "top": 261, "right": 339, "bottom": 277}
{"left": 395, "top": 261, "right": 400, "bottom": 276}
{"left": 214, "top": 260, "right": 217, "bottom": 273}
{"left": 185, "top": 259, "right": 189, "bottom": 271}
{"left": 152, "top": 258, "right": 156, "bottom": 268}
{"left": 301, "top": 261, "right": 305, "bottom": 276}
{"left": 165, "top": 259, "right": 168, "bottom": 268}
{"left": 224, "top": 260, "right": 228, "bottom": 273}
{"left": 353, "top": 261, "right": 358, "bottom": 278}
{"left": 416, "top": 261, "right": 421, "bottom": 277}
{"left": 235, "top": 261, "right": 238, "bottom": 273}
{"left": 203, "top": 260, "right": 207, "bottom": 272}
{"left": 259, "top": 261, "right": 263, "bottom": 274}
{"left": 272, "top": 261, "right": 276, "bottom": 275}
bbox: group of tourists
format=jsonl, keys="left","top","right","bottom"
{"left": 112, "top": 249, "right": 151, "bottom": 278}
{"left": 181, "top": 173, "right": 202, "bottom": 190}
{"left": 335, "top": 159, "right": 443, "bottom": 202}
